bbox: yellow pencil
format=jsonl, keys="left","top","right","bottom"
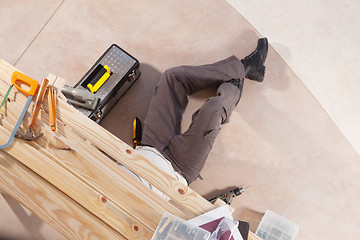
{"left": 47, "top": 86, "right": 57, "bottom": 131}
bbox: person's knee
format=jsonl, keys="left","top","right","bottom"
{"left": 200, "top": 98, "right": 227, "bottom": 123}
{"left": 163, "top": 67, "right": 183, "bottom": 82}
{"left": 164, "top": 66, "right": 183, "bottom": 76}
{"left": 162, "top": 68, "right": 177, "bottom": 84}
{"left": 194, "top": 98, "right": 223, "bottom": 118}
{"left": 204, "top": 97, "right": 224, "bottom": 111}
{"left": 162, "top": 67, "right": 188, "bottom": 91}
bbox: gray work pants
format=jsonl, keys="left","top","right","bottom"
{"left": 142, "top": 56, "right": 246, "bottom": 184}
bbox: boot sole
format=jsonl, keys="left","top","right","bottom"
{"left": 259, "top": 38, "right": 269, "bottom": 67}
{"left": 254, "top": 65, "right": 265, "bottom": 82}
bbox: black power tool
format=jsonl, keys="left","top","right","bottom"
{"left": 208, "top": 187, "right": 246, "bottom": 204}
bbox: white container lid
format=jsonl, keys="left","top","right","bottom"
{"left": 152, "top": 212, "right": 211, "bottom": 240}
{"left": 255, "top": 210, "right": 299, "bottom": 240}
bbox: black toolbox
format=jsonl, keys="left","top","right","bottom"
{"left": 73, "top": 44, "right": 140, "bottom": 123}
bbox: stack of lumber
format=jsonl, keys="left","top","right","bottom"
{"left": 0, "top": 59, "right": 260, "bottom": 240}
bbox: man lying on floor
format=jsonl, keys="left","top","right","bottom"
{"left": 118, "top": 38, "right": 268, "bottom": 200}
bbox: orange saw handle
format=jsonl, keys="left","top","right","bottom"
{"left": 11, "top": 71, "right": 39, "bottom": 96}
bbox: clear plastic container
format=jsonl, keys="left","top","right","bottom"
{"left": 255, "top": 210, "right": 299, "bottom": 240}
{"left": 152, "top": 212, "right": 211, "bottom": 240}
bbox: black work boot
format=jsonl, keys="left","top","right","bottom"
{"left": 241, "top": 38, "right": 268, "bottom": 82}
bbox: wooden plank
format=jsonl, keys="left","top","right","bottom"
{"left": 0, "top": 151, "right": 124, "bottom": 240}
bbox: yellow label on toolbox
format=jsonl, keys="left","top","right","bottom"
{"left": 87, "top": 65, "right": 111, "bottom": 93}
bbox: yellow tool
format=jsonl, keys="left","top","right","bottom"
{"left": 132, "top": 117, "right": 142, "bottom": 149}
{"left": 0, "top": 71, "right": 39, "bottom": 149}
{"left": 47, "top": 86, "right": 57, "bottom": 131}
{"left": 87, "top": 65, "right": 111, "bottom": 93}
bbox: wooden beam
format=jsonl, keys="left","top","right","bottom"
{"left": 0, "top": 151, "right": 124, "bottom": 240}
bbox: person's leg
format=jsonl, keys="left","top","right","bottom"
{"left": 163, "top": 80, "right": 244, "bottom": 183}
{"left": 142, "top": 56, "right": 245, "bottom": 152}
{"left": 142, "top": 38, "right": 268, "bottom": 183}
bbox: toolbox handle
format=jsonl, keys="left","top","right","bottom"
{"left": 87, "top": 65, "right": 111, "bottom": 93}
{"left": 11, "top": 71, "right": 39, "bottom": 96}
